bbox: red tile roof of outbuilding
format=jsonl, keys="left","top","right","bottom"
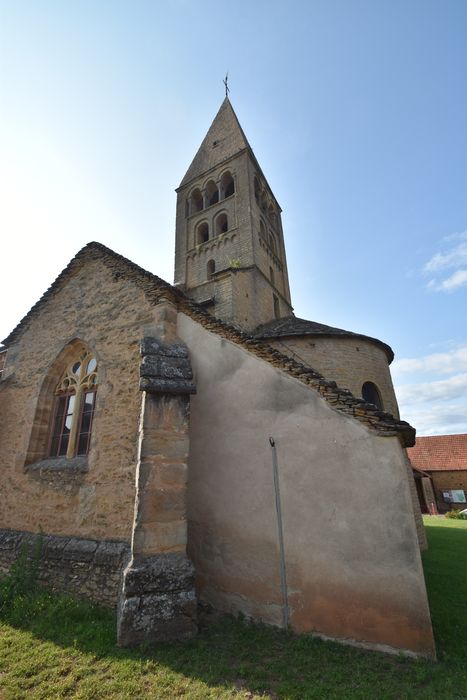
{"left": 408, "top": 434, "right": 467, "bottom": 472}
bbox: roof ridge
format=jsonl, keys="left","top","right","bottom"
{"left": 2, "top": 241, "right": 414, "bottom": 447}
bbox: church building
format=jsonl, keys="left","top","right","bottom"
{"left": 0, "top": 98, "right": 435, "bottom": 658}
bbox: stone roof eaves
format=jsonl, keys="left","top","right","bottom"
{"left": 2, "top": 241, "right": 415, "bottom": 447}
{"left": 255, "top": 318, "right": 395, "bottom": 364}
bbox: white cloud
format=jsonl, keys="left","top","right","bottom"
{"left": 424, "top": 236, "right": 467, "bottom": 273}
{"left": 394, "top": 344, "right": 467, "bottom": 435}
{"left": 400, "top": 403, "right": 467, "bottom": 436}
{"left": 396, "top": 373, "right": 467, "bottom": 405}
{"left": 439, "top": 269, "right": 467, "bottom": 291}
{"left": 423, "top": 231, "right": 467, "bottom": 292}
{"left": 393, "top": 344, "right": 467, "bottom": 376}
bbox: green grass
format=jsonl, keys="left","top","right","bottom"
{"left": 0, "top": 517, "right": 467, "bottom": 699}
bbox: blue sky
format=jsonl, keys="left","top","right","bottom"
{"left": 1, "top": 0, "right": 466, "bottom": 435}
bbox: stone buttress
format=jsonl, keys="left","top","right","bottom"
{"left": 117, "top": 298, "right": 197, "bottom": 645}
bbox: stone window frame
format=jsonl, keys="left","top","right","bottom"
{"left": 205, "top": 179, "right": 219, "bottom": 207}
{"left": 219, "top": 170, "right": 235, "bottom": 199}
{"left": 48, "top": 348, "right": 97, "bottom": 459}
{"left": 186, "top": 169, "right": 237, "bottom": 219}
{"left": 207, "top": 259, "right": 216, "bottom": 280}
{"left": 188, "top": 187, "right": 204, "bottom": 215}
{"left": 214, "top": 211, "right": 229, "bottom": 236}
{"left": 362, "top": 381, "right": 384, "bottom": 411}
{"left": 195, "top": 220, "right": 210, "bottom": 246}
{"left": 25, "top": 339, "right": 98, "bottom": 468}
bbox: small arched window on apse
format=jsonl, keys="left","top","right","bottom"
{"left": 269, "top": 266, "right": 275, "bottom": 285}
{"left": 215, "top": 212, "right": 228, "bottom": 236}
{"left": 196, "top": 221, "right": 209, "bottom": 245}
{"left": 362, "top": 381, "right": 383, "bottom": 411}
{"left": 190, "top": 188, "right": 203, "bottom": 214}
{"left": 207, "top": 259, "right": 215, "bottom": 280}
{"left": 220, "top": 171, "right": 235, "bottom": 199}
{"left": 254, "top": 176, "right": 260, "bottom": 203}
{"left": 49, "top": 349, "right": 98, "bottom": 458}
{"left": 261, "top": 192, "right": 268, "bottom": 213}
{"left": 259, "top": 219, "right": 266, "bottom": 240}
{"left": 205, "top": 180, "right": 219, "bottom": 207}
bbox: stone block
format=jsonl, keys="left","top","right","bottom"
{"left": 140, "top": 337, "right": 189, "bottom": 358}
{"left": 138, "top": 461, "right": 188, "bottom": 490}
{"left": 117, "top": 552, "right": 197, "bottom": 646}
{"left": 94, "top": 540, "right": 130, "bottom": 566}
{"left": 140, "top": 355, "right": 192, "bottom": 380}
{"left": 63, "top": 537, "right": 98, "bottom": 562}
{"left": 140, "top": 377, "right": 196, "bottom": 395}
{"left": 42, "top": 535, "right": 69, "bottom": 560}
{"left": 0, "top": 529, "right": 23, "bottom": 551}
{"left": 138, "top": 488, "right": 186, "bottom": 523}
{"left": 143, "top": 394, "right": 190, "bottom": 431}
{"left": 132, "top": 520, "right": 187, "bottom": 556}
{"left": 140, "top": 432, "right": 189, "bottom": 461}
{"left": 122, "top": 552, "right": 194, "bottom": 595}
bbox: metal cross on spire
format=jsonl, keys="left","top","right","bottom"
{"left": 223, "top": 72, "right": 230, "bottom": 97}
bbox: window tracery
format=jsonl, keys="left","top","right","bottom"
{"left": 49, "top": 349, "right": 97, "bottom": 458}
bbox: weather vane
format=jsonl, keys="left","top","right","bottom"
{"left": 223, "top": 72, "right": 230, "bottom": 97}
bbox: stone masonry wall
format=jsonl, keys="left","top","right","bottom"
{"left": 0, "top": 528, "right": 130, "bottom": 608}
{"left": 0, "top": 257, "right": 156, "bottom": 541}
{"left": 430, "top": 470, "right": 467, "bottom": 513}
{"left": 268, "top": 335, "right": 400, "bottom": 418}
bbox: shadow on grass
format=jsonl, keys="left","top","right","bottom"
{"left": 1, "top": 520, "right": 467, "bottom": 699}
{"left": 0, "top": 591, "right": 436, "bottom": 699}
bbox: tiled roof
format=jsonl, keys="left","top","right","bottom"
{"left": 407, "top": 434, "right": 467, "bottom": 471}
{"left": 254, "top": 317, "right": 394, "bottom": 363}
{"left": 1, "top": 242, "right": 415, "bottom": 447}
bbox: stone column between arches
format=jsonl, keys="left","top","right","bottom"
{"left": 117, "top": 299, "right": 198, "bottom": 646}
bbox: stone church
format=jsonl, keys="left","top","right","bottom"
{"left": 0, "top": 98, "right": 435, "bottom": 658}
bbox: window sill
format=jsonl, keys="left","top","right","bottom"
{"left": 26, "top": 457, "right": 88, "bottom": 489}
{"left": 27, "top": 456, "right": 88, "bottom": 473}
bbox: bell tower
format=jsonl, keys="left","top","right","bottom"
{"left": 174, "top": 98, "right": 293, "bottom": 332}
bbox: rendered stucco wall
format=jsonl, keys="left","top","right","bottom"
{"left": 179, "top": 313, "right": 434, "bottom": 657}
{"left": 267, "top": 335, "right": 399, "bottom": 417}
{"left": 0, "top": 259, "right": 155, "bottom": 541}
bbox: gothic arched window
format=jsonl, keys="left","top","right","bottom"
{"left": 49, "top": 349, "right": 98, "bottom": 458}
{"left": 362, "top": 381, "right": 383, "bottom": 411}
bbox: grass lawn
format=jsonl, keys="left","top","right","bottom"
{"left": 0, "top": 516, "right": 466, "bottom": 699}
